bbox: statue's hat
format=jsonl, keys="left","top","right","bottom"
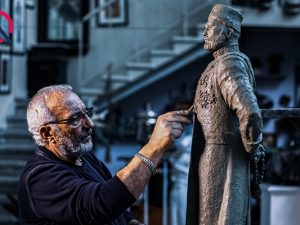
{"left": 209, "top": 4, "right": 243, "bottom": 33}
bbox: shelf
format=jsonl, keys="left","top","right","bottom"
{"left": 255, "top": 75, "right": 286, "bottom": 81}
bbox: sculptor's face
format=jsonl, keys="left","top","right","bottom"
{"left": 48, "top": 92, "right": 94, "bottom": 159}
{"left": 203, "top": 16, "right": 228, "bottom": 52}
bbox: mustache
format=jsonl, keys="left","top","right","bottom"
{"left": 80, "top": 129, "right": 92, "bottom": 140}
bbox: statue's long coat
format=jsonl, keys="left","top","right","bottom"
{"left": 186, "top": 50, "right": 263, "bottom": 225}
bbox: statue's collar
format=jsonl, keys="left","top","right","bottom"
{"left": 213, "top": 44, "right": 239, "bottom": 59}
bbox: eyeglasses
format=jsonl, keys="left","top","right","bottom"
{"left": 45, "top": 107, "right": 93, "bottom": 126}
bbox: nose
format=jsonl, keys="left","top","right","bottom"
{"left": 82, "top": 114, "right": 94, "bottom": 128}
{"left": 203, "top": 28, "right": 207, "bottom": 38}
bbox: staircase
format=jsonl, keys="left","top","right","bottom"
{"left": 80, "top": 23, "right": 207, "bottom": 108}
{"left": 0, "top": 98, "right": 35, "bottom": 224}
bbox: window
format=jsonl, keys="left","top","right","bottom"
{"left": 0, "top": 54, "right": 11, "bottom": 94}
{"left": 0, "top": 0, "right": 11, "bottom": 51}
{"left": 47, "top": 0, "right": 80, "bottom": 41}
{"left": 38, "top": 0, "right": 89, "bottom": 51}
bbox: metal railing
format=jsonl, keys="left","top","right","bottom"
{"left": 78, "top": 0, "right": 119, "bottom": 90}
{"left": 81, "top": 0, "right": 220, "bottom": 88}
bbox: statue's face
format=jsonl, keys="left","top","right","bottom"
{"left": 203, "top": 16, "right": 228, "bottom": 52}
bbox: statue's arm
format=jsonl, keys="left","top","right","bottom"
{"left": 217, "top": 58, "right": 263, "bottom": 153}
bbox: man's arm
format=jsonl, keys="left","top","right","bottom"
{"left": 116, "top": 110, "right": 191, "bottom": 199}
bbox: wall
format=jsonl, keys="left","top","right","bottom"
{"left": 0, "top": 5, "right": 36, "bottom": 128}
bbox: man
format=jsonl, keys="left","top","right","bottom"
{"left": 18, "top": 85, "right": 191, "bottom": 225}
{"left": 186, "top": 4, "right": 263, "bottom": 225}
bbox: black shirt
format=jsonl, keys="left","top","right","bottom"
{"left": 18, "top": 147, "right": 136, "bottom": 225}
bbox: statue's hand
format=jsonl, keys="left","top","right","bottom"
{"left": 251, "top": 144, "right": 266, "bottom": 163}
{"left": 147, "top": 110, "right": 191, "bottom": 152}
{"left": 250, "top": 144, "right": 266, "bottom": 198}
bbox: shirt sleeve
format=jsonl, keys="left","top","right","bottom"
{"left": 25, "top": 162, "right": 136, "bottom": 225}
{"left": 217, "top": 56, "right": 263, "bottom": 153}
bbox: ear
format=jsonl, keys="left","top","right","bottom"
{"left": 39, "top": 125, "right": 55, "bottom": 143}
{"left": 226, "top": 27, "right": 233, "bottom": 39}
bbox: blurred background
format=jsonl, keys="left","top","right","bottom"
{"left": 0, "top": 0, "right": 300, "bottom": 224}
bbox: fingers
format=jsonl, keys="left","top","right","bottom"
{"left": 164, "top": 110, "right": 189, "bottom": 116}
{"left": 165, "top": 116, "right": 191, "bottom": 124}
{"left": 171, "top": 128, "right": 184, "bottom": 139}
{"left": 165, "top": 122, "right": 183, "bottom": 140}
{"left": 147, "top": 110, "right": 192, "bottom": 152}
{"left": 159, "top": 111, "right": 191, "bottom": 137}
{"left": 162, "top": 110, "right": 192, "bottom": 125}
{"left": 168, "top": 121, "right": 184, "bottom": 131}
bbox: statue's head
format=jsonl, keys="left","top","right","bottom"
{"left": 204, "top": 4, "right": 243, "bottom": 52}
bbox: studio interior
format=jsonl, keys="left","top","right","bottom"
{"left": 0, "top": 0, "right": 300, "bottom": 224}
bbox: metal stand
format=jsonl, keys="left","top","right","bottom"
{"left": 143, "top": 185, "right": 149, "bottom": 225}
{"left": 162, "top": 158, "right": 169, "bottom": 225}
{"left": 142, "top": 157, "right": 169, "bottom": 225}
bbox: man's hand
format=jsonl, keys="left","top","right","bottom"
{"left": 147, "top": 110, "right": 191, "bottom": 152}
{"left": 128, "top": 219, "right": 145, "bottom": 225}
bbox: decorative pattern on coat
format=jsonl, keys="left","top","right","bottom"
{"left": 196, "top": 73, "right": 218, "bottom": 109}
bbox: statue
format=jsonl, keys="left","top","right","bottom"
{"left": 186, "top": 4, "right": 264, "bottom": 225}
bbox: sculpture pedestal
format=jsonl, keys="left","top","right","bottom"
{"left": 261, "top": 184, "right": 300, "bottom": 225}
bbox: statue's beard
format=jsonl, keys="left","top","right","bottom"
{"left": 56, "top": 129, "right": 93, "bottom": 160}
{"left": 204, "top": 34, "right": 227, "bottom": 53}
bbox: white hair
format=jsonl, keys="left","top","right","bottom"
{"left": 27, "top": 84, "right": 73, "bottom": 146}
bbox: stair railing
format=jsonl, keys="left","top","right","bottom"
{"left": 78, "top": 0, "right": 118, "bottom": 91}
{"left": 81, "top": 0, "right": 219, "bottom": 88}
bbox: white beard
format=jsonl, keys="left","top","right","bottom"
{"left": 57, "top": 130, "right": 93, "bottom": 159}
{"left": 204, "top": 34, "right": 227, "bottom": 52}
